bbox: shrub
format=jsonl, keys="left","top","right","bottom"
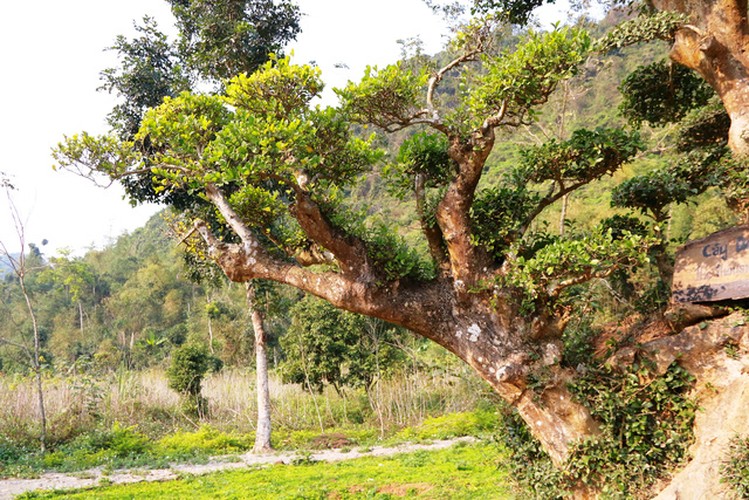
{"left": 167, "top": 343, "right": 212, "bottom": 416}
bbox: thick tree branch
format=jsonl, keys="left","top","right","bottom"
{"left": 435, "top": 134, "right": 495, "bottom": 288}
{"left": 291, "top": 189, "right": 375, "bottom": 280}
{"left": 193, "top": 218, "right": 454, "bottom": 339}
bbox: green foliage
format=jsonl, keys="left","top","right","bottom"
{"left": 138, "top": 92, "right": 233, "bottom": 180}
{"left": 519, "top": 127, "right": 642, "bottom": 184}
{"left": 467, "top": 26, "right": 591, "bottom": 125}
{"left": 722, "top": 154, "right": 749, "bottom": 216}
{"left": 501, "top": 227, "right": 653, "bottom": 313}
{"left": 225, "top": 56, "right": 323, "bottom": 116}
{"left": 66, "top": 423, "right": 151, "bottom": 460}
{"left": 611, "top": 149, "right": 725, "bottom": 221}
{"left": 596, "top": 11, "right": 689, "bottom": 53}
{"left": 167, "top": 342, "right": 213, "bottom": 415}
{"left": 566, "top": 362, "right": 696, "bottom": 496}
{"left": 90, "top": 0, "right": 301, "bottom": 206}
{"left": 472, "top": 0, "right": 552, "bottom": 25}
{"left": 385, "top": 132, "right": 456, "bottom": 199}
{"left": 337, "top": 62, "right": 430, "bottom": 131}
{"left": 470, "top": 185, "right": 537, "bottom": 259}
{"left": 611, "top": 168, "right": 691, "bottom": 221}
{"left": 619, "top": 59, "right": 714, "bottom": 127}
{"left": 721, "top": 435, "right": 749, "bottom": 498}
{"left": 167, "top": 0, "right": 301, "bottom": 83}
{"left": 561, "top": 319, "right": 598, "bottom": 368}
{"left": 99, "top": 16, "right": 190, "bottom": 139}
{"left": 281, "top": 296, "right": 406, "bottom": 392}
{"left": 675, "top": 98, "right": 730, "bottom": 152}
{"left": 52, "top": 132, "right": 137, "bottom": 181}
{"left": 471, "top": 128, "right": 642, "bottom": 261}
{"left": 500, "top": 362, "right": 696, "bottom": 498}
{"left": 328, "top": 207, "right": 436, "bottom": 282}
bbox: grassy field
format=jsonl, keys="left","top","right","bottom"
{"left": 18, "top": 441, "right": 515, "bottom": 499}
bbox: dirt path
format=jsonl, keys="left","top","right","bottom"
{"left": 0, "top": 436, "right": 476, "bottom": 499}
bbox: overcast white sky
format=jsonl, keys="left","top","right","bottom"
{"left": 0, "top": 0, "right": 567, "bottom": 256}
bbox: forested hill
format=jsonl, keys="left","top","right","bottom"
{"left": 0, "top": 11, "right": 735, "bottom": 374}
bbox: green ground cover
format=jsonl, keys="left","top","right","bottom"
{"left": 1, "top": 409, "right": 499, "bottom": 479}
{"left": 19, "top": 441, "right": 514, "bottom": 499}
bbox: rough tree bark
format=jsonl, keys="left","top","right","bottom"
{"left": 653, "top": 0, "right": 749, "bottom": 155}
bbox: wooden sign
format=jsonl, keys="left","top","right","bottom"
{"left": 672, "top": 225, "right": 749, "bottom": 303}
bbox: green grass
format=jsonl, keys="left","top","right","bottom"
{"left": 0, "top": 409, "right": 500, "bottom": 479}
{"left": 19, "top": 441, "right": 514, "bottom": 499}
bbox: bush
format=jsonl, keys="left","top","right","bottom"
{"left": 167, "top": 343, "right": 212, "bottom": 417}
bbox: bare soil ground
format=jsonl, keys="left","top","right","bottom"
{"left": 0, "top": 436, "right": 476, "bottom": 499}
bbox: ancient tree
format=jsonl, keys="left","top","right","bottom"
{"left": 56, "top": 23, "right": 650, "bottom": 463}
{"left": 55, "top": 1, "right": 749, "bottom": 495}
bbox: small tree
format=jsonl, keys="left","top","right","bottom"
{"left": 167, "top": 342, "right": 211, "bottom": 417}
{"left": 0, "top": 178, "right": 48, "bottom": 451}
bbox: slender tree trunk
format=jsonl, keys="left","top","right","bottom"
{"left": 246, "top": 282, "right": 272, "bottom": 452}
{"left": 559, "top": 194, "right": 568, "bottom": 236}
{"left": 207, "top": 315, "right": 215, "bottom": 354}
{"left": 78, "top": 301, "right": 84, "bottom": 333}
{"left": 19, "top": 273, "right": 46, "bottom": 453}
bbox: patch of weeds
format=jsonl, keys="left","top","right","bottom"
{"left": 724, "top": 340, "right": 741, "bottom": 360}
{"left": 273, "top": 427, "right": 377, "bottom": 450}
{"left": 290, "top": 451, "right": 317, "bottom": 465}
{"left": 399, "top": 450, "right": 430, "bottom": 467}
{"left": 396, "top": 409, "right": 498, "bottom": 441}
{"left": 498, "top": 360, "right": 696, "bottom": 498}
{"left": 308, "top": 432, "right": 355, "bottom": 449}
{"left": 156, "top": 425, "right": 252, "bottom": 458}
{"left": 721, "top": 435, "right": 749, "bottom": 497}
{"left": 0, "top": 436, "right": 39, "bottom": 477}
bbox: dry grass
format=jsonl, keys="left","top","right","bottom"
{"left": 0, "top": 366, "right": 488, "bottom": 446}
